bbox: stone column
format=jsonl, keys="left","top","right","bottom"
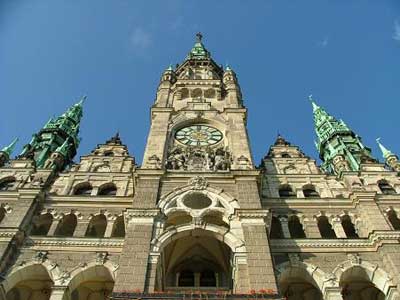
{"left": 104, "top": 219, "right": 115, "bottom": 238}
{"left": 331, "top": 216, "right": 347, "bottom": 238}
{"left": 302, "top": 217, "right": 322, "bottom": 238}
{"left": 278, "top": 216, "right": 291, "bottom": 238}
{"left": 73, "top": 221, "right": 89, "bottom": 237}
{"left": 113, "top": 209, "right": 159, "bottom": 294}
{"left": 233, "top": 253, "right": 250, "bottom": 293}
{"left": 47, "top": 218, "right": 61, "bottom": 236}
{"left": 145, "top": 254, "right": 159, "bottom": 292}
{"left": 50, "top": 286, "right": 69, "bottom": 300}
{"left": 238, "top": 210, "right": 278, "bottom": 294}
{"left": 323, "top": 287, "right": 343, "bottom": 300}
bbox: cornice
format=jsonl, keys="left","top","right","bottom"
{"left": 25, "top": 236, "right": 124, "bottom": 249}
{"left": 44, "top": 196, "right": 133, "bottom": 206}
{"left": 270, "top": 231, "right": 400, "bottom": 253}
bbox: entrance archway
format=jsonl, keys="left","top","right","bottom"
{"left": 160, "top": 234, "right": 232, "bottom": 291}
{"left": 5, "top": 264, "right": 54, "bottom": 300}
{"left": 340, "top": 266, "right": 385, "bottom": 300}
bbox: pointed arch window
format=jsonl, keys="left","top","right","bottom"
{"left": 288, "top": 216, "right": 306, "bottom": 238}
{"left": 303, "top": 185, "right": 320, "bottom": 198}
{"left": 111, "top": 215, "right": 125, "bottom": 237}
{"left": 317, "top": 216, "right": 337, "bottom": 239}
{"left": 0, "top": 177, "right": 16, "bottom": 191}
{"left": 378, "top": 180, "right": 396, "bottom": 195}
{"left": 279, "top": 185, "right": 296, "bottom": 198}
{"left": 387, "top": 210, "right": 400, "bottom": 230}
{"left": 85, "top": 214, "right": 107, "bottom": 238}
{"left": 341, "top": 215, "right": 359, "bottom": 238}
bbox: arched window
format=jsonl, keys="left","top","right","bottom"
{"left": 317, "top": 216, "right": 337, "bottom": 239}
{"left": 387, "top": 210, "right": 400, "bottom": 230}
{"left": 85, "top": 214, "right": 107, "bottom": 238}
{"left": 303, "top": 185, "right": 320, "bottom": 198}
{"left": 341, "top": 215, "right": 359, "bottom": 238}
{"left": 73, "top": 183, "right": 93, "bottom": 196}
{"left": 98, "top": 183, "right": 117, "bottom": 196}
{"left": 31, "top": 213, "right": 53, "bottom": 236}
{"left": 103, "top": 151, "right": 114, "bottom": 157}
{"left": 191, "top": 88, "right": 203, "bottom": 98}
{"left": 270, "top": 216, "right": 284, "bottom": 239}
{"left": 54, "top": 214, "right": 77, "bottom": 237}
{"left": 200, "top": 270, "right": 216, "bottom": 287}
{"left": 0, "top": 177, "right": 16, "bottom": 191}
{"left": 0, "top": 207, "right": 6, "bottom": 224}
{"left": 204, "top": 88, "right": 216, "bottom": 98}
{"left": 180, "top": 88, "right": 189, "bottom": 99}
{"left": 279, "top": 185, "right": 296, "bottom": 198}
{"left": 288, "top": 216, "right": 306, "bottom": 238}
{"left": 111, "top": 215, "right": 125, "bottom": 237}
{"left": 281, "top": 153, "right": 291, "bottom": 158}
{"left": 378, "top": 180, "right": 396, "bottom": 195}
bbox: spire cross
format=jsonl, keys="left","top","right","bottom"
{"left": 196, "top": 32, "right": 203, "bottom": 43}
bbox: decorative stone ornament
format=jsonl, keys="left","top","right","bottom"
{"left": 188, "top": 176, "right": 208, "bottom": 190}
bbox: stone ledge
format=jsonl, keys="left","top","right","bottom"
{"left": 270, "top": 231, "right": 400, "bottom": 252}
{"left": 25, "top": 236, "right": 124, "bottom": 248}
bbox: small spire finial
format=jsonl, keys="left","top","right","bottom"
{"left": 77, "top": 95, "right": 87, "bottom": 105}
{"left": 1, "top": 138, "right": 19, "bottom": 157}
{"left": 376, "top": 137, "right": 393, "bottom": 159}
{"left": 309, "top": 94, "right": 319, "bottom": 111}
{"left": 196, "top": 32, "right": 203, "bottom": 43}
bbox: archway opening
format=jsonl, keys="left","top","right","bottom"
{"left": 69, "top": 266, "right": 114, "bottom": 300}
{"left": 158, "top": 234, "right": 232, "bottom": 291}
{"left": 54, "top": 214, "right": 77, "bottom": 237}
{"left": 279, "top": 266, "right": 322, "bottom": 300}
{"left": 5, "top": 264, "right": 54, "bottom": 300}
{"left": 270, "top": 216, "right": 284, "bottom": 238}
{"left": 317, "top": 216, "right": 337, "bottom": 239}
{"left": 288, "top": 216, "right": 306, "bottom": 238}
{"left": 340, "top": 266, "right": 385, "bottom": 300}
{"left": 31, "top": 213, "right": 53, "bottom": 236}
{"left": 111, "top": 215, "right": 125, "bottom": 238}
{"left": 85, "top": 214, "right": 107, "bottom": 238}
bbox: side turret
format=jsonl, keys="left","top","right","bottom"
{"left": 18, "top": 97, "right": 84, "bottom": 171}
{"left": 223, "top": 65, "right": 242, "bottom": 106}
{"left": 310, "top": 95, "right": 375, "bottom": 175}
{"left": 0, "top": 138, "right": 18, "bottom": 167}
{"left": 376, "top": 138, "right": 400, "bottom": 172}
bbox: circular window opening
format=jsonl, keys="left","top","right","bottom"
{"left": 183, "top": 193, "right": 212, "bottom": 210}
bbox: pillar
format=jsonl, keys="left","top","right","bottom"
{"left": 324, "top": 287, "right": 343, "bottom": 300}
{"left": 50, "top": 286, "right": 69, "bottom": 300}
{"left": 278, "top": 216, "right": 291, "bottom": 238}
{"left": 233, "top": 253, "right": 250, "bottom": 293}
{"left": 303, "top": 217, "right": 322, "bottom": 238}
{"left": 73, "top": 221, "right": 89, "bottom": 237}
{"left": 47, "top": 218, "right": 61, "bottom": 236}
{"left": 113, "top": 209, "right": 159, "bottom": 293}
{"left": 331, "top": 216, "right": 347, "bottom": 238}
{"left": 104, "top": 219, "right": 115, "bottom": 238}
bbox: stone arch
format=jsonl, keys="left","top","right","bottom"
{"left": 0, "top": 176, "right": 16, "bottom": 191}
{"left": 270, "top": 215, "right": 284, "bottom": 238}
{"left": 66, "top": 261, "right": 117, "bottom": 300}
{"left": 288, "top": 215, "right": 306, "bottom": 238}
{"left": 31, "top": 213, "right": 53, "bottom": 236}
{"left": 333, "top": 258, "right": 397, "bottom": 298}
{"left": 111, "top": 215, "right": 125, "bottom": 238}
{"left": 316, "top": 215, "right": 337, "bottom": 239}
{"left": 385, "top": 208, "right": 400, "bottom": 230}
{"left": 85, "top": 214, "right": 107, "bottom": 238}
{"left": 72, "top": 182, "right": 93, "bottom": 196}
{"left": 54, "top": 213, "right": 78, "bottom": 237}
{"left": 279, "top": 184, "right": 296, "bottom": 198}
{"left": 151, "top": 223, "right": 246, "bottom": 254}
{"left": 2, "top": 260, "right": 60, "bottom": 296}
{"left": 377, "top": 179, "right": 396, "bottom": 195}
{"left": 276, "top": 261, "right": 326, "bottom": 299}
{"left": 302, "top": 184, "right": 320, "bottom": 198}
{"left": 98, "top": 182, "right": 117, "bottom": 196}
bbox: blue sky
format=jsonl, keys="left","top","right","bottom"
{"left": 1, "top": 0, "right": 399, "bottom": 165}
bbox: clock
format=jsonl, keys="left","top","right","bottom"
{"left": 175, "top": 125, "right": 223, "bottom": 146}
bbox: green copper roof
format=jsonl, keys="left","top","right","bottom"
{"left": 376, "top": 138, "right": 394, "bottom": 159}
{"left": 186, "top": 33, "right": 211, "bottom": 60}
{"left": 1, "top": 138, "right": 18, "bottom": 157}
{"left": 55, "top": 138, "right": 71, "bottom": 157}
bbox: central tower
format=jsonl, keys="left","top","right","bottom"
{"left": 114, "top": 34, "right": 278, "bottom": 297}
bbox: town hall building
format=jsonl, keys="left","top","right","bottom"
{"left": 0, "top": 34, "right": 400, "bottom": 300}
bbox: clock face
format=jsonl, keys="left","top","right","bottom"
{"left": 175, "top": 125, "right": 223, "bottom": 146}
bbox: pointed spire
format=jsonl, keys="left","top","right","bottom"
{"left": 309, "top": 94, "right": 319, "bottom": 112}
{"left": 1, "top": 138, "right": 18, "bottom": 157}
{"left": 376, "top": 138, "right": 394, "bottom": 159}
{"left": 55, "top": 138, "right": 70, "bottom": 157}
{"left": 186, "top": 32, "right": 211, "bottom": 60}
{"left": 274, "top": 134, "right": 290, "bottom": 146}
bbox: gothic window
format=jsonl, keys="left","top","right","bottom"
{"left": 387, "top": 210, "right": 400, "bottom": 230}
{"left": 73, "top": 182, "right": 93, "bottom": 196}
{"left": 341, "top": 215, "right": 359, "bottom": 238}
{"left": 111, "top": 215, "right": 125, "bottom": 237}
{"left": 0, "top": 177, "right": 16, "bottom": 191}
{"left": 0, "top": 207, "right": 5, "bottom": 224}
{"left": 303, "top": 185, "right": 320, "bottom": 198}
{"left": 54, "top": 214, "right": 77, "bottom": 237}
{"left": 191, "top": 88, "right": 202, "bottom": 98}
{"left": 378, "top": 180, "right": 396, "bottom": 195}
{"left": 270, "top": 216, "right": 283, "bottom": 238}
{"left": 85, "top": 214, "right": 107, "bottom": 238}
{"left": 98, "top": 183, "right": 117, "bottom": 196}
{"left": 31, "top": 213, "right": 53, "bottom": 236}
{"left": 288, "top": 216, "right": 306, "bottom": 238}
{"left": 180, "top": 88, "right": 189, "bottom": 99}
{"left": 317, "top": 216, "right": 337, "bottom": 239}
{"left": 204, "top": 88, "right": 216, "bottom": 98}
{"left": 279, "top": 185, "right": 296, "bottom": 198}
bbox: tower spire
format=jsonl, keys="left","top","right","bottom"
{"left": 376, "top": 138, "right": 400, "bottom": 172}
{"left": 0, "top": 138, "right": 18, "bottom": 167}
{"left": 19, "top": 97, "right": 84, "bottom": 170}
{"left": 186, "top": 32, "right": 210, "bottom": 60}
{"left": 310, "top": 96, "right": 375, "bottom": 174}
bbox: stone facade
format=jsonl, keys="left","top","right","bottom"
{"left": 0, "top": 34, "right": 400, "bottom": 300}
